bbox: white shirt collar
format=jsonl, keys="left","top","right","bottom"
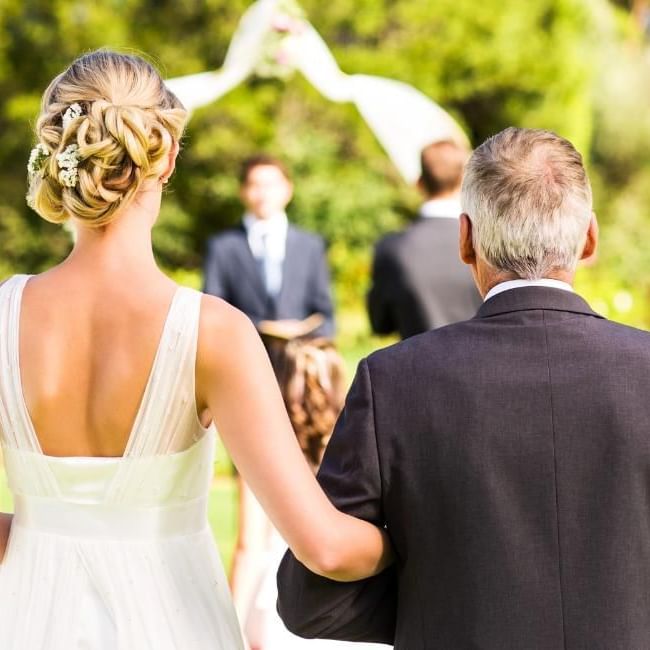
{"left": 484, "top": 279, "right": 574, "bottom": 302}
{"left": 419, "top": 198, "right": 462, "bottom": 220}
{"left": 242, "top": 211, "right": 288, "bottom": 234}
{"left": 242, "top": 212, "right": 288, "bottom": 261}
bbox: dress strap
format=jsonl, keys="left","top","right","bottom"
{"left": 0, "top": 275, "right": 41, "bottom": 452}
{"left": 106, "top": 287, "right": 206, "bottom": 501}
{"left": 0, "top": 274, "right": 60, "bottom": 496}
{"left": 122, "top": 287, "right": 204, "bottom": 457}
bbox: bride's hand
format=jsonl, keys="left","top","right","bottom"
{"left": 0, "top": 513, "right": 13, "bottom": 563}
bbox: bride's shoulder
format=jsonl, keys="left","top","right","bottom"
{"left": 198, "top": 293, "right": 260, "bottom": 349}
{"left": 196, "top": 293, "right": 266, "bottom": 381}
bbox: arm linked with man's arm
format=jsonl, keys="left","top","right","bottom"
{"left": 276, "top": 358, "right": 397, "bottom": 644}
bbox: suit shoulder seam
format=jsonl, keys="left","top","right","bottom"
{"left": 542, "top": 310, "right": 568, "bottom": 649}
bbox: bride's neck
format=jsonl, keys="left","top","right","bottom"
{"left": 67, "top": 185, "right": 162, "bottom": 277}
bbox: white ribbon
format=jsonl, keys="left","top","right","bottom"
{"left": 165, "top": 0, "right": 468, "bottom": 184}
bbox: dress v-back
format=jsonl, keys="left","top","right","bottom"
{"left": 0, "top": 275, "right": 244, "bottom": 650}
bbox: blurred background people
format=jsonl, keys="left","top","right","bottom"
{"left": 367, "top": 140, "right": 482, "bottom": 339}
{"left": 203, "top": 156, "right": 356, "bottom": 647}
{"left": 231, "top": 320, "right": 388, "bottom": 649}
{"left": 236, "top": 322, "right": 330, "bottom": 648}
{"left": 203, "top": 154, "right": 334, "bottom": 339}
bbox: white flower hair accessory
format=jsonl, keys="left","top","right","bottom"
{"left": 56, "top": 144, "right": 81, "bottom": 188}
{"left": 27, "top": 143, "right": 49, "bottom": 181}
{"left": 62, "top": 102, "right": 83, "bottom": 130}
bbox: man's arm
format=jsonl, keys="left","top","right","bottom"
{"left": 202, "top": 238, "right": 228, "bottom": 299}
{"left": 308, "top": 238, "right": 335, "bottom": 337}
{"left": 367, "top": 241, "right": 398, "bottom": 336}
{"left": 276, "top": 359, "right": 397, "bottom": 644}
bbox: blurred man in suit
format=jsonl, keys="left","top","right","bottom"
{"left": 203, "top": 154, "right": 334, "bottom": 338}
{"left": 367, "top": 140, "right": 481, "bottom": 339}
{"left": 278, "top": 128, "right": 650, "bottom": 649}
{"left": 203, "top": 155, "right": 335, "bottom": 641}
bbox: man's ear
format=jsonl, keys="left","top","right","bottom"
{"left": 580, "top": 212, "right": 598, "bottom": 262}
{"left": 459, "top": 213, "right": 476, "bottom": 266}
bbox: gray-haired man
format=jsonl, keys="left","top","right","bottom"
{"left": 277, "top": 128, "right": 650, "bottom": 649}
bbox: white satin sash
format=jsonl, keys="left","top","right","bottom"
{"left": 12, "top": 494, "right": 208, "bottom": 540}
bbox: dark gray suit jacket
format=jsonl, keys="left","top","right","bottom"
{"left": 203, "top": 224, "right": 334, "bottom": 336}
{"left": 368, "top": 217, "right": 481, "bottom": 339}
{"left": 278, "top": 287, "right": 650, "bottom": 649}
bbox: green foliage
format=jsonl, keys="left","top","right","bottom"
{"left": 1, "top": 0, "right": 648, "bottom": 331}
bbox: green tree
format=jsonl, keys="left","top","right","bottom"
{"left": 3, "top": 0, "right": 644, "bottom": 332}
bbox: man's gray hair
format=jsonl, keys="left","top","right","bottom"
{"left": 460, "top": 127, "right": 592, "bottom": 280}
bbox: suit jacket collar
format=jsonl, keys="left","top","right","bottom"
{"left": 234, "top": 224, "right": 301, "bottom": 316}
{"left": 234, "top": 224, "right": 268, "bottom": 304}
{"left": 476, "top": 286, "right": 603, "bottom": 320}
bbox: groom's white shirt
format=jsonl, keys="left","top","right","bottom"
{"left": 484, "top": 278, "right": 574, "bottom": 302}
{"left": 243, "top": 211, "right": 288, "bottom": 296}
{"left": 418, "top": 197, "right": 462, "bottom": 219}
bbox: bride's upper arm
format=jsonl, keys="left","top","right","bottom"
{"left": 195, "top": 296, "right": 338, "bottom": 569}
{"left": 195, "top": 294, "right": 300, "bottom": 465}
{"left": 195, "top": 295, "right": 392, "bottom": 581}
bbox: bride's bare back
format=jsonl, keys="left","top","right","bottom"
{"left": 19, "top": 270, "right": 182, "bottom": 457}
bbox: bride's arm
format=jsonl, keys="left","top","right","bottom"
{"left": 0, "top": 513, "right": 12, "bottom": 563}
{"left": 196, "top": 298, "right": 393, "bottom": 582}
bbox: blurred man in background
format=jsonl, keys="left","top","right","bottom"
{"left": 367, "top": 140, "right": 481, "bottom": 339}
{"left": 203, "top": 154, "right": 334, "bottom": 338}
{"left": 202, "top": 154, "right": 336, "bottom": 647}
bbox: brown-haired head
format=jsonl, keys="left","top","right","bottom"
{"left": 418, "top": 140, "right": 469, "bottom": 197}
{"left": 264, "top": 335, "right": 346, "bottom": 473}
{"left": 27, "top": 49, "right": 187, "bottom": 228}
{"left": 239, "top": 154, "right": 291, "bottom": 186}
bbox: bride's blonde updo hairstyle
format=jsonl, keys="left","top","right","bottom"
{"left": 27, "top": 49, "right": 187, "bottom": 228}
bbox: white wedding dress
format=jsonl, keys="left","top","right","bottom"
{"left": 244, "top": 526, "right": 390, "bottom": 650}
{"left": 0, "top": 275, "right": 244, "bottom": 649}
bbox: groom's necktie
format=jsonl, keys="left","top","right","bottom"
{"left": 259, "top": 231, "right": 282, "bottom": 298}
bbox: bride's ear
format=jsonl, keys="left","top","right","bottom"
{"left": 160, "top": 141, "right": 180, "bottom": 184}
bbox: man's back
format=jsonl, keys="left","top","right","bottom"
{"left": 279, "top": 287, "right": 650, "bottom": 649}
{"left": 368, "top": 217, "right": 481, "bottom": 338}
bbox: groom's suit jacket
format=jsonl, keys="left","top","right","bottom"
{"left": 367, "top": 216, "right": 482, "bottom": 339}
{"left": 203, "top": 224, "right": 334, "bottom": 337}
{"left": 277, "top": 287, "right": 650, "bottom": 649}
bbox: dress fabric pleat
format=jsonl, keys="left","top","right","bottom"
{"left": 0, "top": 275, "right": 244, "bottom": 650}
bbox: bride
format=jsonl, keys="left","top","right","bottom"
{"left": 0, "top": 49, "right": 392, "bottom": 649}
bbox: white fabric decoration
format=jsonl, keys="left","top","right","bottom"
{"left": 165, "top": 0, "right": 468, "bottom": 183}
